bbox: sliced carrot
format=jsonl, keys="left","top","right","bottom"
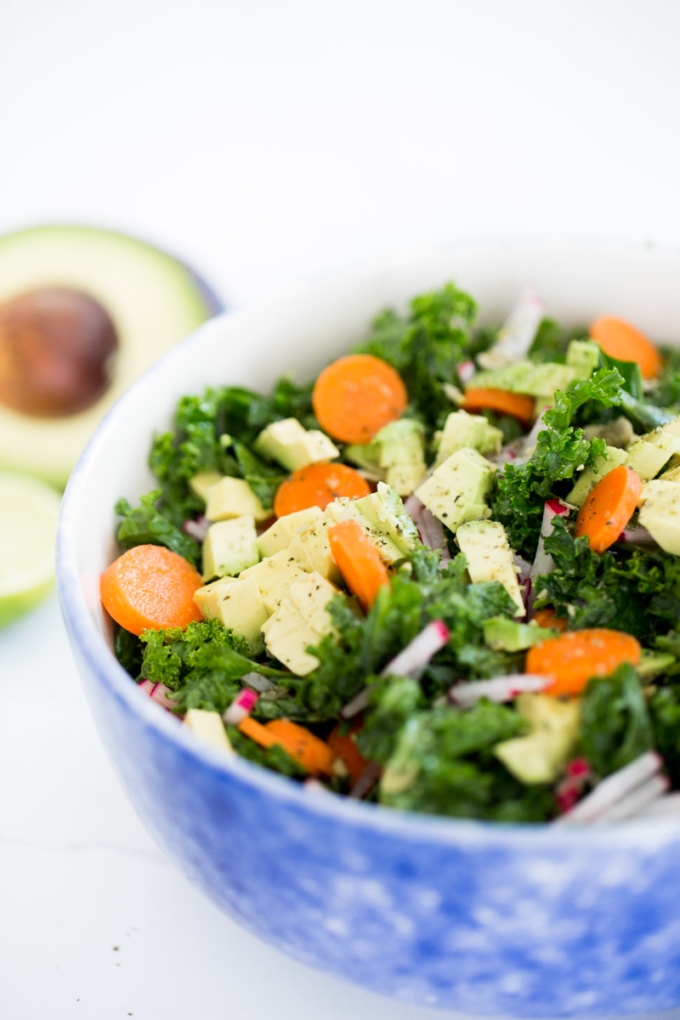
{"left": 590, "top": 315, "right": 663, "bottom": 380}
{"left": 532, "top": 607, "right": 568, "bottom": 633}
{"left": 526, "top": 628, "right": 641, "bottom": 698}
{"left": 237, "top": 715, "right": 278, "bottom": 748}
{"left": 328, "top": 720, "right": 368, "bottom": 784}
{"left": 312, "top": 353, "right": 408, "bottom": 444}
{"left": 574, "top": 465, "right": 642, "bottom": 554}
{"left": 462, "top": 387, "right": 535, "bottom": 425}
{"left": 100, "top": 544, "right": 204, "bottom": 636}
{"left": 273, "top": 461, "right": 371, "bottom": 517}
{"left": 328, "top": 519, "right": 390, "bottom": 611}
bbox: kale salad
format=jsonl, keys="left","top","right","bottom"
{"left": 101, "top": 283, "right": 680, "bottom": 824}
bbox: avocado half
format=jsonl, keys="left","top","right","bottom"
{"left": 0, "top": 225, "right": 223, "bottom": 485}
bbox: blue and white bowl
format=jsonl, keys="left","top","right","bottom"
{"left": 57, "top": 242, "right": 680, "bottom": 1018}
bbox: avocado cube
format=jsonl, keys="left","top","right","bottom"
{"left": 567, "top": 446, "right": 629, "bottom": 508}
{"left": 202, "top": 516, "right": 260, "bottom": 580}
{"left": 325, "top": 497, "right": 403, "bottom": 564}
{"left": 354, "top": 482, "right": 419, "bottom": 554}
{"left": 638, "top": 480, "right": 680, "bottom": 554}
{"left": 184, "top": 709, "right": 233, "bottom": 753}
{"left": 205, "top": 477, "right": 269, "bottom": 522}
{"left": 189, "top": 470, "right": 224, "bottom": 503}
{"left": 196, "top": 574, "right": 268, "bottom": 653}
{"left": 254, "top": 418, "right": 339, "bottom": 472}
{"left": 287, "top": 517, "right": 342, "bottom": 584}
{"left": 627, "top": 429, "right": 680, "bottom": 481}
{"left": 414, "top": 448, "right": 495, "bottom": 533}
{"left": 456, "top": 519, "right": 525, "bottom": 616}
{"left": 435, "top": 409, "right": 503, "bottom": 465}
{"left": 494, "top": 694, "right": 580, "bottom": 784}
{"left": 566, "top": 339, "right": 601, "bottom": 381}
{"left": 257, "top": 506, "right": 324, "bottom": 558}
{"left": 262, "top": 572, "right": 337, "bottom": 676}
{"left": 240, "top": 549, "right": 310, "bottom": 614}
{"left": 483, "top": 617, "right": 555, "bottom": 652}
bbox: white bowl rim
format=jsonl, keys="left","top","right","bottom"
{"left": 57, "top": 237, "right": 680, "bottom": 851}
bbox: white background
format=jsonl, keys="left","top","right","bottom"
{"left": 2, "top": 2, "right": 680, "bottom": 1018}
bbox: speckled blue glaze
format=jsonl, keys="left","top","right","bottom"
{"left": 57, "top": 245, "right": 680, "bottom": 1017}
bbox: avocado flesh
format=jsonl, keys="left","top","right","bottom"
{"left": 0, "top": 226, "right": 220, "bottom": 485}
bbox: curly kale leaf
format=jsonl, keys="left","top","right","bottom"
{"left": 356, "top": 282, "right": 477, "bottom": 432}
{"left": 290, "top": 550, "right": 519, "bottom": 722}
{"left": 579, "top": 664, "right": 654, "bottom": 778}
{"left": 373, "top": 700, "right": 552, "bottom": 820}
{"left": 115, "top": 491, "right": 200, "bottom": 566}
{"left": 649, "top": 685, "right": 680, "bottom": 787}
{"left": 490, "top": 369, "right": 624, "bottom": 558}
{"left": 535, "top": 517, "right": 680, "bottom": 642}
{"left": 136, "top": 619, "right": 285, "bottom": 714}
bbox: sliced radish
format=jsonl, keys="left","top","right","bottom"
{"left": 137, "top": 679, "right": 175, "bottom": 711}
{"left": 457, "top": 359, "right": 476, "bottom": 384}
{"left": 349, "top": 761, "right": 383, "bottom": 799}
{"left": 595, "top": 774, "right": 669, "bottom": 822}
{"left": 477, "top": 285, "right": 545, "bottom": 370}
{"left": 223, "top": 688, "right": 259, "bottom": 726}
{"left": 635, "top": 793, "right": 680, "bottom": 818}
{"left": 183, "top": 515, "right": 210, "bottom": 542}
{"left": 404, "top": 496, "right": 451, "bottom": 560}
{"left": 618, "top": 526, "right": 655, "bottom": 544}
{"left": 448, "top": 674, "right": 549, "bottom": 708}
{"left": 530, "top": 499, "right": 570, "bottom": 584}
{"left": 340, "top": 620, "right": 450, "bottom": 719}
{"left": 555, "top": 752, "right": 663, "bottom": 824}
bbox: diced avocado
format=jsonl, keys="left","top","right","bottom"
{"left": 189, "top": 470, "right": 224, "bottom": 503}
{"left": 354, "top": 482, "right": 419, "bottom": 554}
{"left": 254, "top": 418, "right": 338, "bottom": 472}
{"left": 566, "top": 339, "right": 600, "bottom": 381}
{"left": 456, "top": 520, "right": 525, "bottom": 616}
{"left": 202, "top": 516, "right": 260, "bottom": 580}
{"left": 325, "top": 496, "right": 403, "bottom": 565}
{"left": 195, "top": 574, "right": 267, "bottom": 654}
{"left": 184, "top": 708, "right": 233, "bottom": 753}
{"left": 0, "top": 225, "right": 220, "bottom": 485}
{"left": 659, "top": 465, "right": 680, "bottom": 484}
{"left": 240, "top": 549, "right": 310, "bottom": 614}
{"left": 627, "top": 423, "right": 680, "bottom": 481}
{"left": 470, "top": 360, "right": 578, "bottom": 398}
{"left": 288, "top": 516, "right": 342, "bottom": 584}
{"left": 262, "top": 572, "right": 337, "bottom": 675}
{"left": 583, "top": 416, "right": 635, "bottom": 450}
{"left": 205, "top": 477, "right": 269, "bottom": 522}
{"left": 483, "top": 617, "right": 555, "bottom": 652}
{"left": 414, "top": 448, "right": 494, "bottom": 533}
{"left": 434, "top": 409, "right": 503, "bottom": 466}
{"left": 257, "top": 506, "right": 324, "bottom": 558}
{"left": 193, "top": 576, "right": 237, "bottom": 617}
{"left": 567, "top": 446, "right": 629, "bottom": 508}
{"left": 494, "top": 694, "right": 580, "bottom": 784}
{"left": 345, "top": 420, "right": 426, "bottom": 496}
{"left": 638, "top": 480, "right": 680, "bottom": 554}
{"left": 637, "top": 649, "right": 676, "bottom": 680}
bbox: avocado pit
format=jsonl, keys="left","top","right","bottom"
{"left": 0, "top": 287, "right": 118, "bottom": 417}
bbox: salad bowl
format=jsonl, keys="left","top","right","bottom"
{"left": 57, "top": 241, "right": 680, "bottom": 1018}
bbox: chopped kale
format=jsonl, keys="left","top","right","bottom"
{"left": 535, "top": 517, "right": 680, "bottom": 643}
{"left": 649, "top": 685, "right": 680, "bottom": 786}
{"left": 114, "top": 627, "right": 143, "bottom": 678}
{"left": 579, "top": 665, "right": 654, "bottom": 778}
{"left": 115, "top": 490, "right": 201, "bottom": 566}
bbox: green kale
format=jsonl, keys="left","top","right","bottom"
{"left": 356, "top": 676, "right": 424, "bottom": 763}
{"left": 114, "top": 627, "right": 143, "bottom": 678}
{"left": 528, "top": 318, "right": 587, "bottom": 364}
{"left": 649, "top": 685, "right": 680, "bottom": 786}
{"left": 579, "top": 664, "right": 654, "bottom": 778}
{"left": 490, "top": 369, "right": 624, "bottom": 558}
{"left": 115, "top": 491, "right": 200, "bottom": 566}
{"left": 137, "top": 619, "right": 285, "bottom": 714}
{"left": 356, "top": 282, "right": 477, "bottom": 432}
{"left": 648, "top": 346, "right": 680, "bottom": 409}
{"left": 536, "top": 517, "right": 680, "bottom": 642}
{"left": 229, "top": 440, "right": 285, "bottom": 509}
{"left": 375, "top": 700, "right": 554, "bottom": 820}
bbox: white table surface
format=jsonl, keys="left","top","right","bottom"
{"left": 2, "top": 3, "right": 680, "bottom": 1017}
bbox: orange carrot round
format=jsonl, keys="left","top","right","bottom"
{"left": 574, "top": 465, "right": 642, "bottom": 554}
{"left": 273, "top": 462, "right": 371, "bottom": 517}
{"left": 100, "top": 544, "right": 204, "bottom": 636}
{"left": 328, "top": 720, "right": 368, "bottom": 784}
{"left": 532, "top": 607, "right": 568, "bottom": 633}
{"left": 590, "top": 315, "right": 663, "bottom": 380}
{"left": 462, "top": 387, "right": 535, "bottom": 425}
{"left": 328, "top": 518, "right": 390, "bottom": 611}
{"left": 265, "top": 719, "right": 334, "bottom": 776}
{"left": 312, "top": 353, "right": 408, "bottom": 444}
{"left": 527, "top": 628, "right": 641, "bottom": 698}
